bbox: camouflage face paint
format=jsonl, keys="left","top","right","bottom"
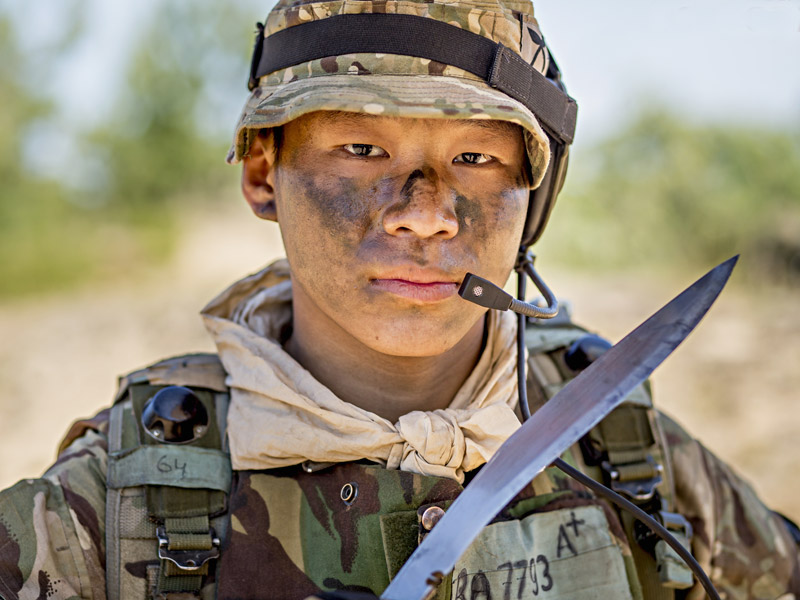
{"left": 271, "top": 112, "right": 529, "bottom": 358}
{"left": 400, "top": 169, "right": 425, "bottom": 197}
{"left": 454, "top": 194, "right": 485, "bottom": 234}
{"left": 294, "top": 172, "right": 374, "bottom": 248}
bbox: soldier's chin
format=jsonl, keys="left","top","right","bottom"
{"left": 352, "top": 312, "right": 484, "bottom": 358}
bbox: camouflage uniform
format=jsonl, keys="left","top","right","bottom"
{"left": 2, "top": 0, "right": 799, "bottom": 598}
{"left": 0, "top": 350, "right": 798, "bottom": 599}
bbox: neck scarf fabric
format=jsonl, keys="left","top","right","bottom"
{"left": 201, "top": 259, "right": 522, "bottom": 483}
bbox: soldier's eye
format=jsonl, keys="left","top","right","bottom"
{"left": 454, "top": 152, "right": 493, "bottom": 165}
{"left": 343, "top": 144, "right": 387, "bottom": 157}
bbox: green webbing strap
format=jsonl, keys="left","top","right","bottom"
{"left": 621, "top": 512, "right": 675, "bottom": 600}
{"left": 617, "top": 461, "right": 660, "bottom": 482}
{"left": 156, "top": 514, "right": 219, "bottom": 595}
{"left": 158, "top": 573, "right": 203, "bottom": 594}
{"left": 599, "top": 405, "right": 655, "bottom": 452}
{"left": 105, "top": 401, "right": 126, "bottom": 600}
{"left": 107, "top": 445, "right": 232, "bottom": 491}
{"left": 599, "top": 405, "right": 660, "bottom": 491}
{"left": 597, "top": 406, "right": 693, "bottom": 594}
{"left": 146, "top": 481, "right": 227, "bottom": 521}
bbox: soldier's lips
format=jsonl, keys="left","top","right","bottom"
{"left": 370, "top": 279, "right": 459, "bottom": 302}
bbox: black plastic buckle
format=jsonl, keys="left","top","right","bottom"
{"left": 601, "top": 456, "right": 663, "bottom": 502}
{"left": 156, "top": 526, "right": 220, "bottom": 571}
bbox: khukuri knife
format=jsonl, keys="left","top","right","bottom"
{"left": 381, "top": 256, "right": 737, "bottom": 600}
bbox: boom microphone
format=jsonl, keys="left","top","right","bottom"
{"left": 458, "top": 252, "right": 558, "bottom": 319}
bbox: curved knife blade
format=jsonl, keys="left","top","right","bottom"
{"left": 381, "top": 256, "right": 738, "bottom": 600}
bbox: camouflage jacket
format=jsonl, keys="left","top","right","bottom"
{"left": 1, "top": 350, "right": 799, "bottom": 600}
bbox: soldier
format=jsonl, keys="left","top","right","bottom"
{"left": 1, "top": 0, "right": 799, "bottom": 599}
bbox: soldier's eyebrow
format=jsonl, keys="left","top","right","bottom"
{"left": 455, "top": 119, "right": 522, "bottom": 136}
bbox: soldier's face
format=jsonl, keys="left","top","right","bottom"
{"left": 243, "top": 111, "right": 529, "bottom": 357}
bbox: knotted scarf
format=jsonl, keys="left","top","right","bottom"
{"left": 201, "top": 259, "right": 522, "bottom": 483}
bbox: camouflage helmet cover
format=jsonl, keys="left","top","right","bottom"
{"left": 228, "top": 0, "right": 554, "bottom": 190}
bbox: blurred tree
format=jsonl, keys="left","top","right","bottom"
{"left": 86, "top": 1, "right": 258, "bottom": 218}
{"left": 0, "top": 0, "right": 260, "bottom": 298}
{"left": 540, "top": 110, "right": 800, "bottom": 284}
{"left": 0, "top": 15, "right": 101, "bottom": 295}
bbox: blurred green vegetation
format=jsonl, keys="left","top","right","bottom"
{"left": 540, "top": 111, "right": 800, "bottom": 284}
{"left": 0, "top": 17, "right": 104, "bottom": 296}
{"left": 0, "top": 2, "right": 257, "bottom": 298}
{"left": 1, "top": 3, "right": 799, "bottom": 299}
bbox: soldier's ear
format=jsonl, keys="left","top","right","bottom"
{"left": 241, "top": 130, "right": 278, "bottom": 222}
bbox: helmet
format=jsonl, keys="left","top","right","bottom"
{"left": 228, "top": 0, "right": 577, "bottom": 249}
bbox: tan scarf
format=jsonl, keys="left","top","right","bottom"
{"left": 201, "top": 259, "right": 522, "bottom": 483}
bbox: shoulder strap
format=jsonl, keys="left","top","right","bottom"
{"left": 524, "top": 318, "right": 694, "bottom": 597}
{"left": 106, "top": 353, "right": 231, "bottom": 600}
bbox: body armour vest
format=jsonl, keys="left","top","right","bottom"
{"left": 105, "top": 321, "right": 684, "bottom": 600}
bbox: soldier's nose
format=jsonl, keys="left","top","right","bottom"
{"left": 382, "top": 169, "right": 459, "bottom": 239}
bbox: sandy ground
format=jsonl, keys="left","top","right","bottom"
{"left": 1, "top": 202, "right": 798, "bottom": 519}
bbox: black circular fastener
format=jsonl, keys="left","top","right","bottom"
{"left": 340, "top": 482, "right": 358, "bottom": 505}
{"left": 564, "top": 334, "right": 613, "bottom": 372}
{"left": 141, "top": 386, "right": 210, "bottom": 444}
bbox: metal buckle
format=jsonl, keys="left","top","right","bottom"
{"left": 156, "top": 526, "right": 220, "bottom": 571}
{"left": 601, "top": 456, "right": 664, "bottom": 502}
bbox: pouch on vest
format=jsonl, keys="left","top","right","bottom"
{"left": 106, "top": 354, "right": 231, "bottom": 600}
{"left": 452, "top": 504, "right": 635, "bottom": 600}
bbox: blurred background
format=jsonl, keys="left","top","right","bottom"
{"left": 0, "top": 0, "right": 798, "bottom": 516}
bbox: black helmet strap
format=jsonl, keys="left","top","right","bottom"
{"left": 249, "top": 13, "right": 577, "bottom": 146}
